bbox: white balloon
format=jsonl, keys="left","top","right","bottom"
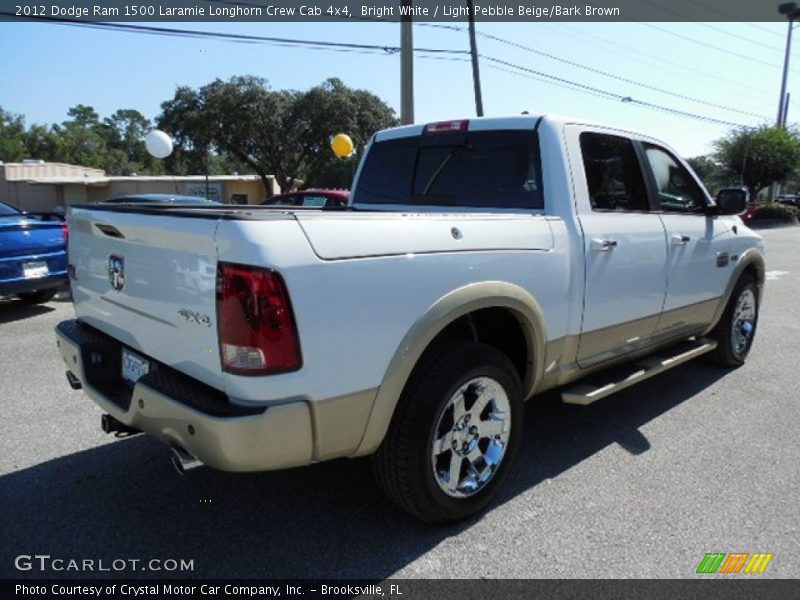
{"left": 145, "top": 130, "right": 173, "bottom": 158}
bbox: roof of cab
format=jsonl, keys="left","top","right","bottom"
{"left": 372, "top": 114, "right": 655, "bottom": 147}
{"left": 374, "top": 115, "right": 543, "bottom": 142}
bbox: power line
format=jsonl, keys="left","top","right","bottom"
{"left": 1, "top": 13, "right": 469, "bottom": 56}
{"left": 580, "top": 0, "right": 800, "bottom": 74}
{"left": 279, "top": 8, "right": 785, "bottom": 109}
{"left": 480, "top": 55, "right": 748, "bottom": 128}
{"left": 639, "top": 22, "right": 799, "bottom": 73}
{"left": 7, "top": 13, "right": 752, "bottom": 128}
{"left": 363, "top": 18, "right": 774, "bottom": 114}
{"left": 684, "top": 0, "right": 787, "bottom": 40}
{"left": 450, "top": 26, "right": 768, "bottom": 119}
{"left": 402, "top": 20, "right": 770, "bottom": 118}
{"left": 540, "top": 22, "right": 774, "bottom": 100}
{"left": 697, "top": 21, "right": 786, "bottom": 54}
{"left": 482, "top": 62, "right": 629, "bottom": 103}
{"left": 634, "top": 0, "right": 785, "bottom": 54}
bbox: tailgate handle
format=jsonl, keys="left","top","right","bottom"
{"left": 95, "top": 223, "right": 125, "bottom": 239}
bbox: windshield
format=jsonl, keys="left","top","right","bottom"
{"left": 353, "top": 130, "right": 543, "bottom": 209}
{"left": 0, "top": 202, "right": 21, "bottom": 217}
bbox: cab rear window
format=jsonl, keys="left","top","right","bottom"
{"left": 353, "top": 130, "right": 543, "bottom": 209}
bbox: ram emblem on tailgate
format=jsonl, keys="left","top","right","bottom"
{"left": 108, "top": 255, "right": 125, "bottom": 292}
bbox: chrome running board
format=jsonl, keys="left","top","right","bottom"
{"left": 561, "top": 338, "right": 718, "bottom": 406}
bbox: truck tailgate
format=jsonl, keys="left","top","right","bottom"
{"left": 69, "top": 207, "right": 222, "bottom": 389}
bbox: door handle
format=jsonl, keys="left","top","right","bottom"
{"left": 591, "top": 239, "right": 618, "bottom": 251}
{"left": 671, "top": 234, "right": 691, "bottom": 245}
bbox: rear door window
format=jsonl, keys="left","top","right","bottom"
{"left": 579, "top": 132, "right": 650, "bottom": 212}
{"left": 353, "top": 130, "right": 543, "bottom": 209}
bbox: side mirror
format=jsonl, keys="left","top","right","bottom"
{"left": 714, "top": 187, "right": 749, "bottom": 216}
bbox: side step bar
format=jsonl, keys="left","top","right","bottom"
{"left": 561, "top": 338, "right": 718, "bottom": 406}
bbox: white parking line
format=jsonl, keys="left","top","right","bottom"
{"left": 766, "top": 270, "right": 790, "bottom": 281}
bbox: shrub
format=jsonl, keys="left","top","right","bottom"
{"left": 753, "top": 202, "right": 799, "bottom": 222}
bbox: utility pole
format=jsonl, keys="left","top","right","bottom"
{"left": 783, "top": 92, "right": 791, "bottom": 125}
{"left": 205, "top": 144, "right": 210, "bottom": 201}
{"left": 774, "top": 4, "right": 800, "bottom": 200}
{"left": 777, "top": 3, "right": 800, "bottom": 127}
{"left": 466, "top": 0, "right": 484, "bottom": 117}
{"left": 400, "top": 5, "right": 414, "bottom": 125}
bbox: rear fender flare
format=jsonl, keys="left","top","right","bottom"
{"left": 352, "top": 281, "right": 547, "bottom": 457}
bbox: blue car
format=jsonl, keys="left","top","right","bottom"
{"left": 0, "top": 201, "right": 68, "bottom": 304}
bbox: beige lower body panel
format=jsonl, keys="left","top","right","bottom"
{"left": 56, "top": 325, "right": 375, "bottom": 472}
{"left": 541, "top": 298, "right": 722, "bottom": 393}
{"left": 309, "top": 388, "right": 378, "bottom": 461}
{"left": 576, "top": 298, "right": 720, "bottom": 368}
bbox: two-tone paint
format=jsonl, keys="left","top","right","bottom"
{"left": 57, "top": 114, "right": 764, "bottom": 472}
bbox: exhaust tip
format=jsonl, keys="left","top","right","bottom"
{"left": 66, "top": 370, "right": 82, "bottom": 390}
{"left": 170, "top": 446, "right": 203, "bottom": 475}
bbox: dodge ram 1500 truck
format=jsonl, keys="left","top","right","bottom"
{"left": 56, "top": 115, "right": 765, "bottom": 523}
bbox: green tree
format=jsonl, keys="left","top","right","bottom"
{"left": 51, "top": 105, "right": 109, "bottom": 169}
{"left": 156, "top": 85, "right": 213, "bottom": 177}
{"left": 102, "top": 109, "right": 165, "bottom": 175}
{"left": 0, "top": 107, "right": 27, "bottom": 161}
{"left": 285, "top": 78, "right": 397, "bottom": 187}
{"left": 686, "top": 155, "right": 732, "bottom": 194}
{"left": 714, "top": 125, "right": 800, "bottom": 200}
{"left": 23, "top": 123, "right": 60, "bottom": 162}
{"left": 158, "top": 76, "right": 397, "bottom": 193}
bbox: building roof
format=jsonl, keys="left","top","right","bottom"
{"left": 102, "top": 174, "right": 270, "bottom": 182}
{"left": 1, "top": 161, "right": 105, "bottom": 182}
{"left": 0, "top": 161, "right": 272, "bottom": 186}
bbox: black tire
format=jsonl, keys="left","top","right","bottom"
{"left": 16, "top": 288, "right": 58, "bottom": 305}
{"left": 707, "top": 274, "right": 759, "bottom": 367}
{"left": 372, "top": 340, "right": 524, "bottom": 524}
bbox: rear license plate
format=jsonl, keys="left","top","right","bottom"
{"left": 22, "top": 261, "right": 48, "bottom": 279}
{"left": 122, "top": 348, "right": 150, "bottom": 386}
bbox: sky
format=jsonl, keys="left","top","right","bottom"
{"left": 0, "top": 17, "right": 796, "bottom": 158}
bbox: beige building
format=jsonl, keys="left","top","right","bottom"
{"left": 0, "top": 161, "right": 278, "bottom": 212}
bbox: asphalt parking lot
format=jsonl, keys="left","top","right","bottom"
{"left": 1, "top": 225, "right": 798, "bottom": 580}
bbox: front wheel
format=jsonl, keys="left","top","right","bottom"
{"left": 707, "top": 274, "right": 759, "bottom": 366}
{"left": 372, "top": 341, "right": 524, "bottom": 524}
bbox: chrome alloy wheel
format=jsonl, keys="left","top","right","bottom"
{"left": 731, "top": 288, "right": 756, "bottom": 358}
{"left": 430, "top": 377, "right": 512, "bottom": 498}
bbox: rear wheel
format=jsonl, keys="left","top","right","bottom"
{"left": 16, "top": 288, "right": 57, "bottom": 305}
{"left": 372, "top": 340, "right": 523, "bottom": 524}
{"left": 707, "top": 274, "right": 759, "bottom": 366}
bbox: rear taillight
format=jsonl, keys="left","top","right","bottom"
{"left": 61, "top": 222, "right": 68, "bottom": 248}
{"left": 217, "top": 263, "right": 301, "bottom": 375}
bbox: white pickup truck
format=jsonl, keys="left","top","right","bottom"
{"left": 56, "top": 115, "right": 765, "bottom": 523}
